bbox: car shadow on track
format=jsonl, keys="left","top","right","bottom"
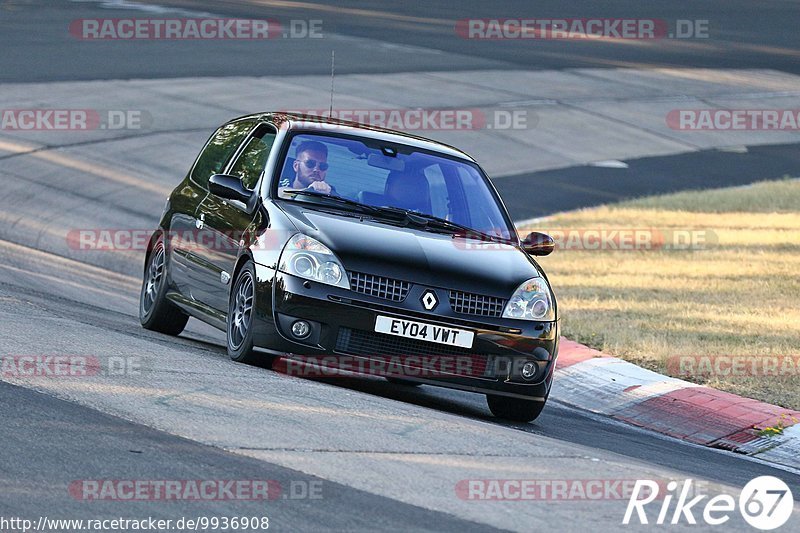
{"left": 283, "top": 369, "right": 555, "bottom": 433}
{"left": 180, "top": 331, "right": 539, "bottom": 428}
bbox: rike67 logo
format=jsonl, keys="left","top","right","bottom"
{"left": 623, "top": 477, "right": 794, "bottom": 530}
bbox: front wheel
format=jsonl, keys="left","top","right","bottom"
{"left": 227, "top": 260, "right": 268, "bottom": 366}
{"left": 139, "top": 237, "right": 189, "bottom": 335}
{"left": 486, "top": 394, "right": 547, "bottom": 422}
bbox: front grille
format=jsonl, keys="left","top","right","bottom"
{"left": 335, "top": 327, "right": 489, "bottom": 377}
{"left": 349, "top": 271, "right": 410, "bottom": 302}
{"left": 336, "top": 327, "right": 468, "bottom": 357}
{"left": 449, "top": 290, "right": 505, "bottom": 317}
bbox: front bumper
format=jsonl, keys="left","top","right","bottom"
{"left": 253, "top": 268, "right": 558, "bottom": 400}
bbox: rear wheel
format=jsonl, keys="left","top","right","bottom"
{"left": 486, "top": 394, "right": 547, "bottom": 422}
{"left": 227, "top": 260, "right": 267, "bottom": 366}
{"left": 139, "top": 237, "right": 189, "bottom": 335}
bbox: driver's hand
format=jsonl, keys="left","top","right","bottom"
{"left": 307, "top": 181, "right": 332, "bottom": 195}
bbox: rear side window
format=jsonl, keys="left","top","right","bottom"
{"left": 191, "top": 120, "right": 256, "bottom": 188}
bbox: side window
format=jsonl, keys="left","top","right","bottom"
{"left": 228, "top": 128, "right": 276, "bottom": 191}
{"left": 191, "top": 120, "right": 255, "bottom": 188}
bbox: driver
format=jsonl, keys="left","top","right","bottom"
{"left": 279, "top": 140, "right": 336, "bottom": 195}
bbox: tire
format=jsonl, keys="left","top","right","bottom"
{"left": 486, "top": 394, "right": 547, "bottom": 422}
{"left": 226, "top": 260, "right": 267, "bottom": 366}
{"left": 386, "top": 377, "right": 422, "bottom": 387}
{"left": 139, "top": 237, "right": 189, "bottom": 335}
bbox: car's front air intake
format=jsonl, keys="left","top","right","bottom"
{"left": 349, "top": 271, "right": 411, "bottom": 302}
{"left": 448, "top": 290, "right": 505, "bottom": 317}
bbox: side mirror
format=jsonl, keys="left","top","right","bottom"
{"left": 208, "top": 174, "right": 252, "bottom": 203}
{"left": 522, "top": 231, "right": 555, "bottom": 256}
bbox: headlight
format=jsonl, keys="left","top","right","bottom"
{"left": 502, "top": 277, "right": 555, "bottom": 321}
{"left": 278, "top": 234, "right": 349, "bottom": 289}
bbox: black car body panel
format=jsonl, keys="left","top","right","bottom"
{"left": 273, "top": 203, "right": 545, "bottom": 297}
{"left": 145, "top": 112, "right": 559, "bottom": 410}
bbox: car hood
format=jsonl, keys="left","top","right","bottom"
{"left": 278, "top": 204, "right": 542, "bottom": 297}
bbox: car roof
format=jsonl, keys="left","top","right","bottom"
{"left": 230, "top": 112, "right": 478, "bottom": 163}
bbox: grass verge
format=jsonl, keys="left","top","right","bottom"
{"left": 520, "top": 178, "right": 800, "bottom": 410}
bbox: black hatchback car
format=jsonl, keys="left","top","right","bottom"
{"left": 139, "top": 113, "right": 558, "bottom": 422}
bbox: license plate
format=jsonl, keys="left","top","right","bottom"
{"left": 374, "top": 315, "right": 474, "bottom": 349}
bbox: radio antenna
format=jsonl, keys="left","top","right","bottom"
{"left": 329, "top": 50, "right": 335, "bottom": 118}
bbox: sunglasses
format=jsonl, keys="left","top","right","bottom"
{"left": 300, "top": 159, "right": 329, "bottom": 171}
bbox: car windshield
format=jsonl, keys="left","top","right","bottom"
{"left": 276, "top": 133, "right": 514, "bottom": 240}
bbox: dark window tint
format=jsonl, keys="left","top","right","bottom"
{"left": 191, "top": 120, "right": 255, "bottom": 188}
{"left": 277, "top": 133, "right": 513, "bottom": 238}
{"left": 229, "top": 130, "right": 276, "bottom": 191}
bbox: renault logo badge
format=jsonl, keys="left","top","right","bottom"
{"left": 421, "top": 290, "right": 438, "bottom": 311}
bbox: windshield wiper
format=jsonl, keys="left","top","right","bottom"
{"left": 282, "top": 190, "right": 511, "bottom": 243}
{"left": 281, "top": 189, "right": 385, "bottom": 216}
{"left": 281, "top": 190, "right": 426, "bottom": 227}
{"left": 371, "top": 206, "right": 511, "bottom": 244}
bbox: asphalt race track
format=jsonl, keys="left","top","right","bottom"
{"left": 7, "top": 0, "right": 800, "bottom": 79}
{"left": 1, "top": 1, "right": 799, "bottom": 531}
